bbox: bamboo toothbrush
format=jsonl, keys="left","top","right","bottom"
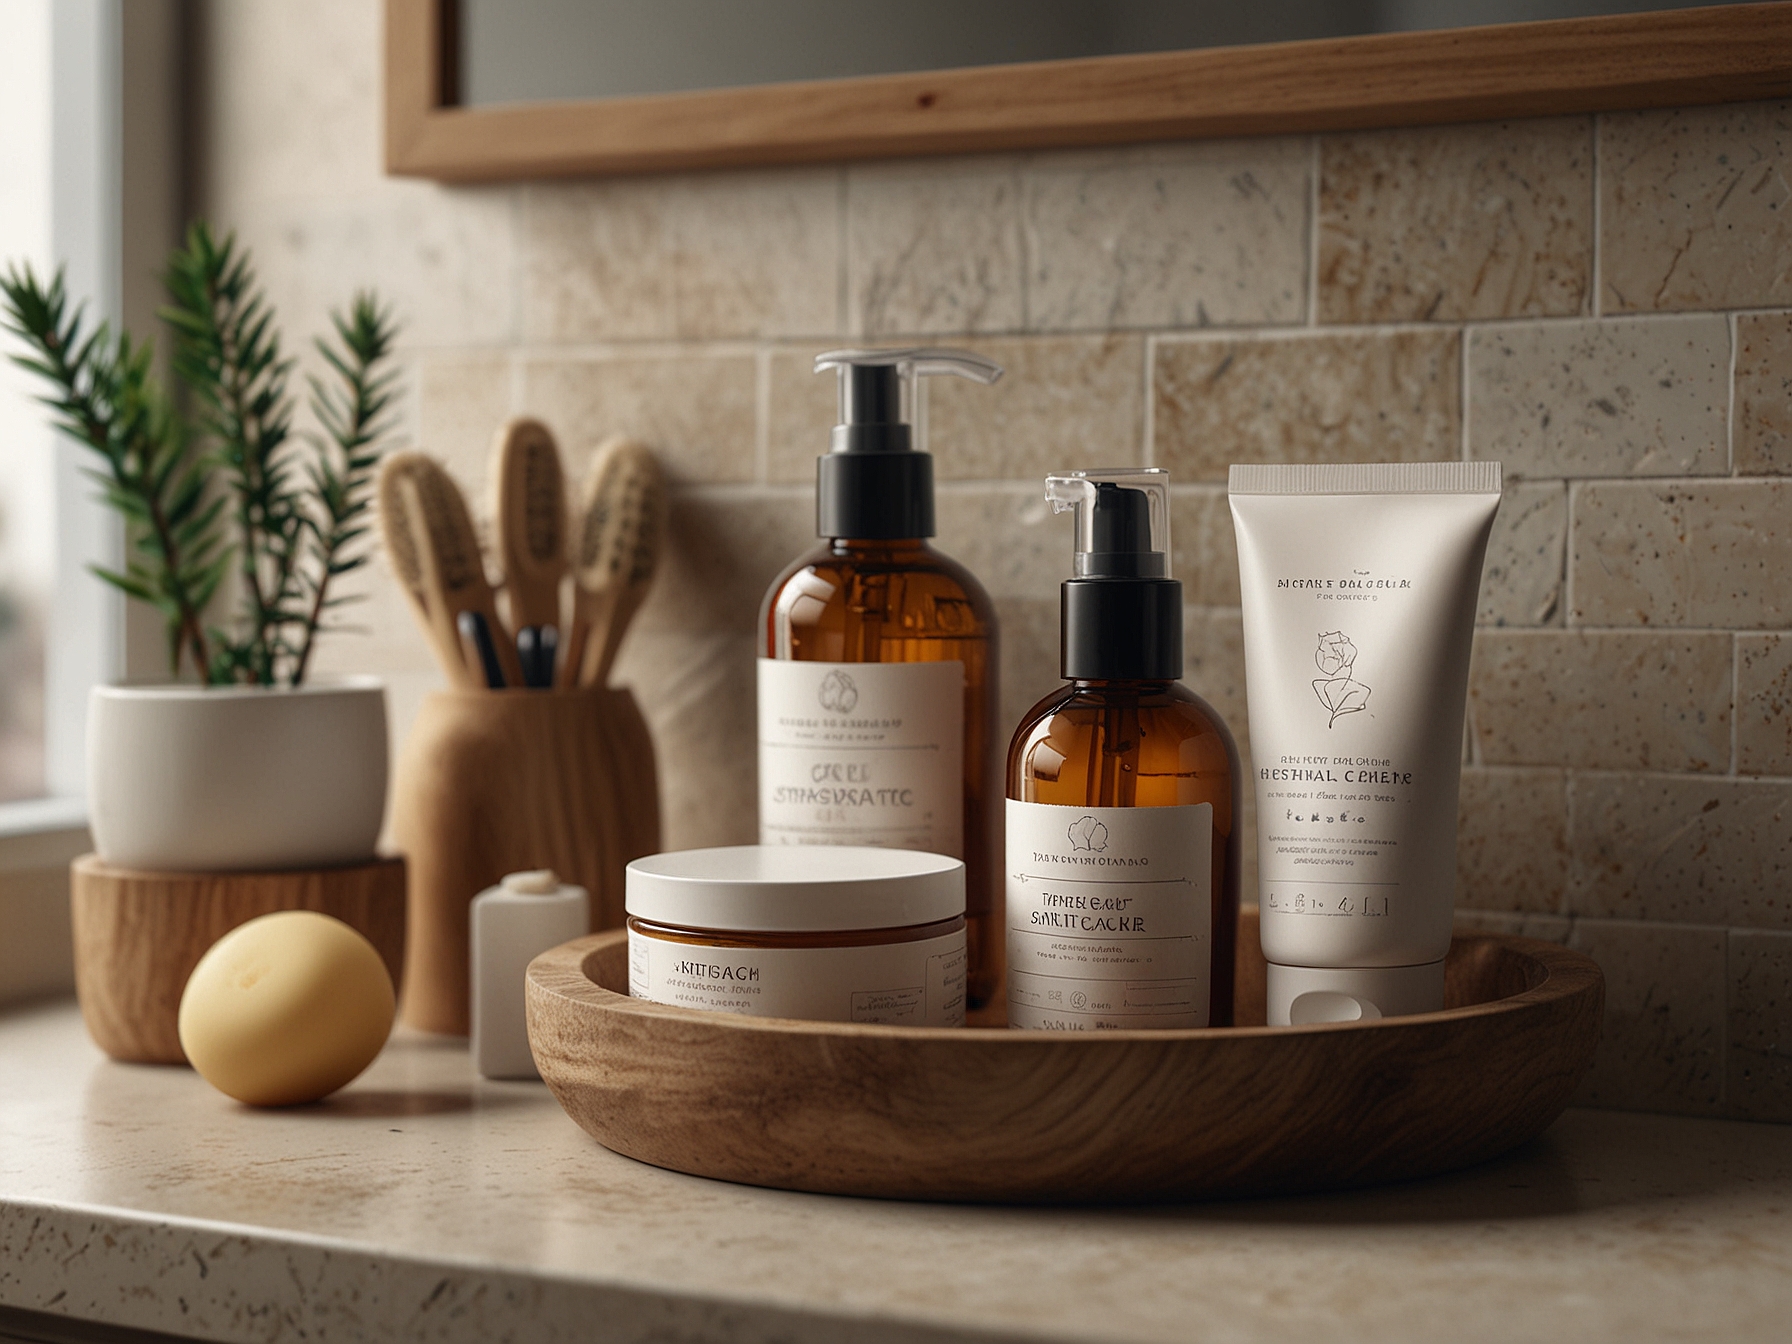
{"left": 490, "top": 417, "right": 567, "bottom": 686}
{"left": 560, "top": 437, "right": 666, "bottom": 689}
{"left": 379, "top": 453, "right": 479, "bottom": 689}
{"left": 382, "top": 451, "right": 524, "bottom": 690}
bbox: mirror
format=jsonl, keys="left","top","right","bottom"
{"left": 455, "top": 0, "right": 1737, "bottom": 108}
{"left": 384, "top": 1, "right": 1789, "bottom": 182}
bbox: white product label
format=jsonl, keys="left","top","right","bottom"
{"left": 1006, "top": 800, "right": 1212, "bottom": 1030}
{"left": 758, "top": 659, "right": 964, "bottom": 855}
{"left": 629, "top": 929, "right": 966, "bottom": 1026}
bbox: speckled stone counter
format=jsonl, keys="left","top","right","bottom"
{"left": 2, "top": 998, "right": 1789, "bottom": 1344}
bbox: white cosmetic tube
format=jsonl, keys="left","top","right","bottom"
{"left": 1228, "top": 462, "right": 1501, "bottom": 1025}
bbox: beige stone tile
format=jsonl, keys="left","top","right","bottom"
{"left": 1466, "top": 317, "right": 1728, "bottom": 478}
{"left": 766, "top": 347, "right": 841, "bottom": 486}
{"left": 634, "top": 488, "right": 816, "bottom": 639}
{"left": 1451, "top": 909, "right": 1572, "bottom": 942}
{"left": 1729, "top": 929, "right": 1792, "bottom": 1123}
{"left": 1480, "top": 481, "right": 1567, "bottom": 628}
{"left": 1455, "top": 767, "right": 1570, "bottom": 914}
{"left": 934, "top": 486, "right": 1060, "bottom": 603}
{"left": 1601, "top": 101, "right": 1792, "bottom": 314}
{"left": 518, "top": 180, "right": 677, "bottom": 343}
{"left": 519, "top": 169, "right": 841, "bottom": 344}
{"left": 1183, "top": 606, "right": 1248, "bottom": 763}
{"left": 220, "top": 188, "right": 518, "bottom": 354}
{"left": 1467, "top": 630, "right": 1732, "bottom": 772}
{"left": 1023, "top": 139, "right": 1306, "bottom": 331}
{"left": 1154, "top": 330, "right": 1461, "bottom": 484}
{"left": 928, "top": 336, "right": 1145, "bottom": 481}
{"left": 1735, "top": 313, "right": 1792, "bottom": 476}
{"left": 1170, "top": 488, "right": 1240, "bottom": 608}
{"left": 417, "top": 354, "right": 513, "bottom": 492}
{"left": 1180, "top": 605, "right": 1255, "bottom": 906}
{"left": 668, "top": 169, "right": 842, "bottom": 341}
{"left": 846, "top": 158, "right": 1025, "bottom": 336}
{"left": 1572, "top": 775, "right": 1792, "bottom": 929}
{"left": 1567, "top": 918, "right": 1725, "bottom": 1116}
{"left": 521, "top": 354, "right": 757, "bottom": 486}
{"left": 1319, "top": 119, "right": 1592, "bottom": 324}
{"left": 996, "top": 596, "right": 1065, "bottom": 750}
{"left": 197, "top": 0, "right": 385, "bottom": 209}
{"left": 1572, "top": 480, "right": 1792, "bottom": 629}
{"left": 612, "top": 629, "right": 760, "bottom": 851}
{"left": 1738, "top": 635, "right": 1792, "bottom": 777}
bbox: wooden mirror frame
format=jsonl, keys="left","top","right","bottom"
{"left": 386, "top": 0, "right": 1792, "bottom": 182}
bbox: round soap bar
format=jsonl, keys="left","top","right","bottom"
{"left": 178, "top": 910, "right": 395, "bottom": 1107}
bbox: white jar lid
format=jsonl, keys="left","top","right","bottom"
{"left": 625, "top": 845, "right": 964, "bottom": 932}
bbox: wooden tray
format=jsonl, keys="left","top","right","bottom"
{"left": 525, "top": 909, "right": 1603, "bottom": 1203}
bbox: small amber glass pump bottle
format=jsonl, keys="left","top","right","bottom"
{"left": 760, "top": 348, "right": 1005, "bottom": 1017}
{"left": 1005, "top": 469, "right": 1239, "bottom": 1029}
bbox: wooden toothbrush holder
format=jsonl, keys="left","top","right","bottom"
{"left": 391, "top": 685, "right": 660, "bottom": 1036}
{"left": 69, "top": 854, "right": 408, "bottom": 1065}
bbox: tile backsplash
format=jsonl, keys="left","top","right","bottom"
{"left": 198, "top": 1, "right": 1790, "bottom": 1120}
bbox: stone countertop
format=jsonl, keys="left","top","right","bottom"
{"left": 1, "top": 999, "right": 1789, "bottom": 1344}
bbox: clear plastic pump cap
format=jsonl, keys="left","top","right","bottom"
{"left": 1044, "top": 467, "right": 1172, "bottom": 579}
{"left": 814, "top": 347, "right": 1003, "bottom": 428}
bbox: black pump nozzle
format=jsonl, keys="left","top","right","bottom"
{"left": 811, "top": 348, "right": 1002, "bottom": 540}
{"left": 1085, "top": 482, "right": 1168, "bottom": 579}
{"left": 1047, "top": 468, "right": 1181, "bottom": 681}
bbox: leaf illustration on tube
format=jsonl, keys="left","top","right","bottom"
{"left": 1311, "top": 631, "right": 1370, "bottom": 727}
{"left": 1068, "top": 815, "right": 1109, "bottom": 852}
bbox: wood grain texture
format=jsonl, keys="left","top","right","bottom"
{"left": 70, "top": 855, "right": 407, "bottom": 1065}
{"left": 392, "top": 687, "right": 660, "bottom": 1035}
{"left": 388, "top": 1, "right": 1792, "bottom": 182}
{"left": 526, "top": 909, "right": 1604, "bottom": 1202}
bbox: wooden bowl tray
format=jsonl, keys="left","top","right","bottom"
{"left": 526, "top": 909, "right": 1603, "bottom": 1203}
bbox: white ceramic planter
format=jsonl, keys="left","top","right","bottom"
{"left": 87, "top": 677, "right": 388, "bottom": 871}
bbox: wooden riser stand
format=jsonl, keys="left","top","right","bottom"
{"left": 70, "top": 855, "right": 407, "bottom": 1065}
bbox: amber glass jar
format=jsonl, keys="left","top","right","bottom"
{"left": 626, "top": 845, "right": 968, "bottom": 1026}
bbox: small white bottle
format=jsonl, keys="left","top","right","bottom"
{"left": 470, "top": 870, "right": 588, "bottom": 1079}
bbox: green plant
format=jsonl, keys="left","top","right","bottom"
{"left": 0, "top": 222, "right": 400, "bottom": 686}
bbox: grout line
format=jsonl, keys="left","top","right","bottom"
{"left": 486, "top": 306, "right": 1749, "bottom": 363}
{"left": 1015, "top": 159, "right": 1033, "bottom": 334}
{"left": 836, "top": 166, "right": 851, "bottom": 336}
{"left": 1459, "top": 325, "right": 1472, "bottom": 462}
{"left": 1563, "top": 479, "right": 1579, "bottom": 628}
{"left": 753, "top": 346, "right": 771, "bottom": 485}
{"left": 1726, "top": 311, "right": 1739, "bottom": 476}
{"left": 1590, "top": 113, "right": 1603, "bottom": 319}
{"left": 1719, "top": 922, "right": 1731, "bottom": 1116}
{"left": 507, "top": 186, "right": 525, "bottom": 348}
{"left": 1563, "top": 767, "right": 1578, "bottom": 919}
{"left": 1731, "top": 633, "right": 1741, "bottom": 777}
{"left": 1141, "top": 334, "right": 1157, "bottom": 466}
{"left": 1306, "top": 135, "right": 1321, "bottom": 328}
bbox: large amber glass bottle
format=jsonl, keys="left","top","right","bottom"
{"left": 759, "top": 349, "right": 1005, "bottom": 1017}
{"left": 1004, "top": 471, "right": 1239, "bottom": 1029}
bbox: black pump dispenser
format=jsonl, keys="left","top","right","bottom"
{"left": 1048, "top": 468, "right": 1182, "bottom": 681}
{"left": 813, "top": 348, "right": 1002, "bottom": 540}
